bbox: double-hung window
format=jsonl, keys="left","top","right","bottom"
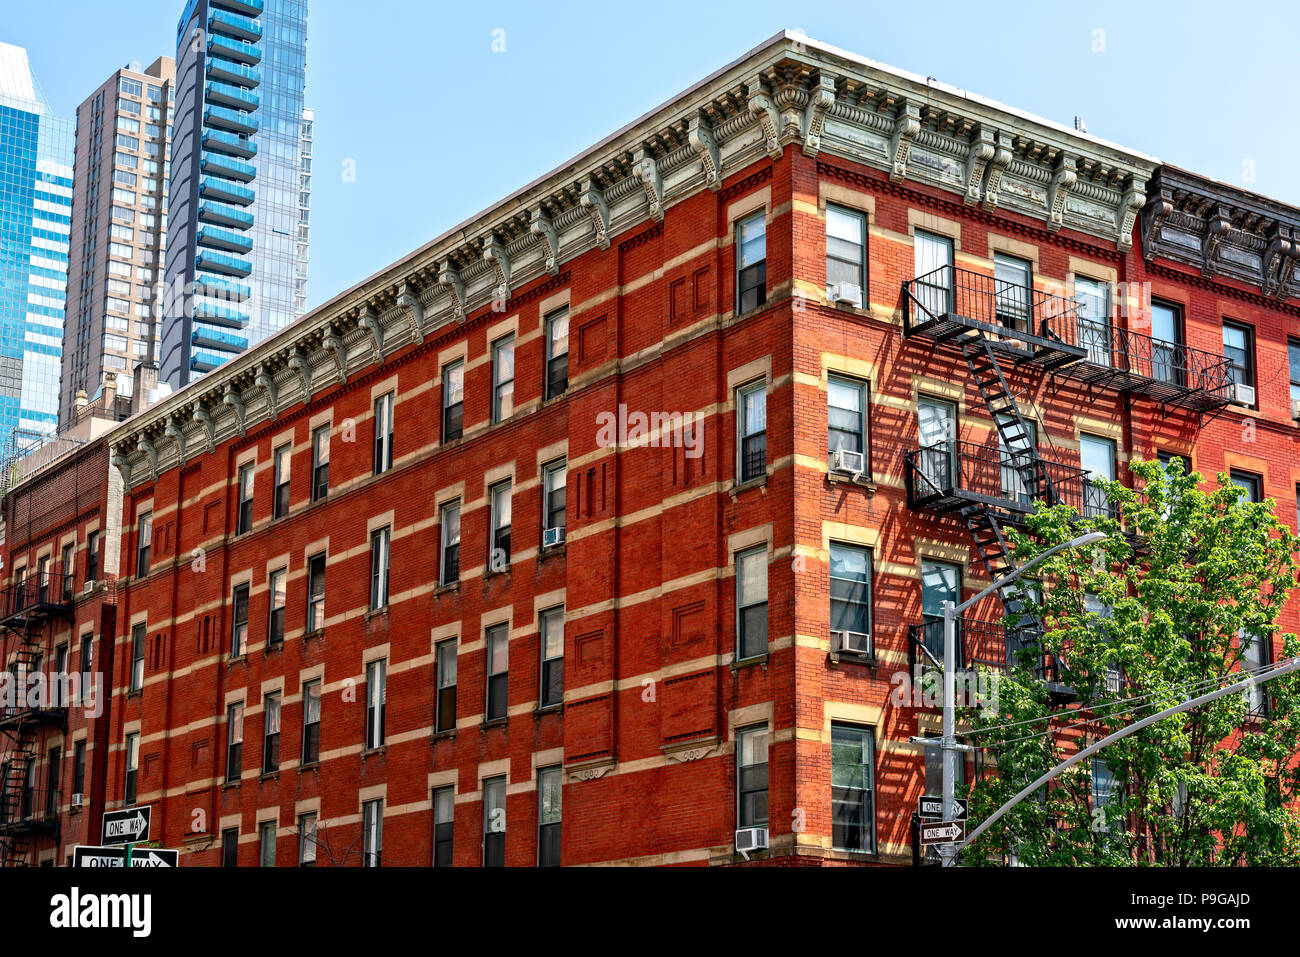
{"left": 435, "top": 640, "right": 457, "bottom": 732}
{"left": 225, "top": 703, "right": 243, "bottom": 783}
{"left": 1223, "top": 321, "right": 1255, "bottom": 404}
{"left": 827, "top": 376, "right": 867, "bottom": 473}
{"left": 130, "top": 622, "right": 146, "bottom": 691}
{"left": 737, "top": 725, "right": 769, "bottom": 830}
{"left": 737, "top": 381, "right": 766, "bottom": 484}
{"left": 363, "top": 799, "right": 383, "bottom": 867}
{"left": 538, "top": 766, "right": 562, "bottom": 867}
{"left": 486, "top": 624, "right": 509, "bottom": 722}
{"left": 539, "top": 607, "right": 564, "bottom": 709}
{"left": 1080, "top": 434, "right": 1117, "bottom": 521}
{"left": 86, "top": 531, "right": 100, "bottom": 584}
{"left": 311, "top": 425, "right": 330, "bottom": 501}
{"left": 369, "top": 527, "right": 390, "bottom": 610}
{"left": 306, "top": 553, "right": 326, "bottom": 633}
{"left": 373, "top": 392, "right": 394, "bottom": 474}
{"left": 267, "top": 568, "right": 286, "bottom": 645}
{"left": 231, "top": 583, "right": 250, "bottom": 657}
{"left": 545, "top": 308, "right": 569, "bottom": 399}
{"left": 1075, "top": 276, "right": 1112, "bottom": 367}
{"left": 489, "top": 483, "right": 511, "bottom": 572}
{"left": 60, "top": 543, "right": 74, "bottom": 602}
{"left": 298, "top": 813, "right": 317, "bottom": 867}
{"left": 124, "top": 732, "right": 139, "bottom": 805}
{"left": 736, "top": 547, "right": 768, "bottom": 660}
{"left": 440, "top": 501, "right": 461, "bottom": 585}
{"left": 736, "top": 211, "right": 766, "bottom": 313}
{"left": 433, "top": 787, "right": 454, "bottom": 866}
{"left": 136, "top": 511, "right": 152, "bottom": 576}
{"left": 829, "top": 543, "right": 872, "bottom": 656}
{"left": 543, "top": 460, "right": 566, "bottom": 542}
{"left": 492, "top": 336, "right": 515, "bottom": 423}
{"left": 483, "top": 776, "right": 506, "bottom": 866}
{"left": 831, "top": 723, "right": 875, "bottom": 853}
{"left": 262, "top": 692, "right": 281, "bottom": 774}
{"left": 826, "top": 204, "right": 866, "bottom": 299}
{"left": 442, "top": 361, "right": 464, "bottom": 441}
{"left": 273, "top": 445, "right": 291, "bottom": 518}
{"left": 301, "top": 679, "right": 321, "bottom": 764}
{"left": 365, "top": 659, "right": 386, "bottom": 750}
{"left": 993, "top": 253, "right": 1032, "bottom": 333}
{"left": 237, "top": 462, "right": 254, "bottom": 534}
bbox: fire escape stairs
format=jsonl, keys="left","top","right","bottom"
{"left": 1, "top": 624, "right": 45, "bottom": 867}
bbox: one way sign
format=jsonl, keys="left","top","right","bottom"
{"left": 918, "top": 795, "right": 968, "bottom": 820}
{"left": 919, "top": 821, "right": 964, "bottom": 846}
{"left": 73, "top": 845, "right": 178, "bottom": 867}
{"left": 102, "top": 805, "right": 151, "bottom": 845}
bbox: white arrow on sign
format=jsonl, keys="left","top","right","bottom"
{"left": 106, "top": 811, "right": 148, "bottom": 839}
{"left": 920, "top": 821, "right": 963, "bottom": 844}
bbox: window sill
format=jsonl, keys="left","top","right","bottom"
{"left": 534, "top": 703, "right": 563, "bottom": 719}
{"left": 826, "top": 472, "right": 876, "bottom": 494}
{"left": 434, "top": 582, "right": 460, "bottom": 597}
{"left": 731, "top": 653, "right": 769, "bottom": 672}
{"left": 484, "top": 566, "right": 512, "bottom": 581}
{"left": 264, "top": 640, "right": 285, "bottom": 656}
{"left": 481, "top": 717, "right": 508, "bottom": 731}
{"left": 126, "top": 688, "right": 143, "bottom": 699}
{"left": 364, "top": 607, "right": 390, "bottom": 622}
{"left": 259, "top": 771, "right": 280, "bottom": 783}
{"left": 303, "top": 629, "right": 324, "bottom": 642}
{"left": 226, "top": 654, "right": 248, "bottom": 667}
{"left": 298, "top": 761, "right": 319, "bottom": 773}
{"left": 828, "top": 650, "right": 878, "bottom": 669}
{"left": 362, "top": 746, "right": 386, "bottom": 759}
{"left": 431, "top": 728, "right": 456, "bottom": 742}
{"left": 68, "top": 805, "right": 82, "bottom": 816}
{"left": 538, "top": 543, "right": 566, "bottom": 562}
{"left": 731, "top": 476, "right": 767, "bottom": 497}
{"left": 222, "top": 779, "right": 241, "bottom": 791}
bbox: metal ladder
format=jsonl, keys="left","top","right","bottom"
{"left": 0, "top": 626, "right": 43, "bottom": 867}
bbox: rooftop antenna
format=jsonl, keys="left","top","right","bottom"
{"left": 1074, "top": 115, "right": 1088, "bottom": 133}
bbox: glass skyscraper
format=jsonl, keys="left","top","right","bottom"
{"left": 0, "top": 42, "right": 73, "bottom": 446}
{"left": 161, "top": 0, "right": 309, "bottom": 389}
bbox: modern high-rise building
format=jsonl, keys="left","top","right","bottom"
{"left": 161, "top": 0, "right": 309, "bottom": 389}
{"left": 0, "top": 42, "right": 73, "bottom": 448}
{"left": 59, "top": 58, "right": 175, "bottom": 429}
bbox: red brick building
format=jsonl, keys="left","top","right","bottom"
{"left": 5, "top": 32, "right": 1300, "bottom": 867}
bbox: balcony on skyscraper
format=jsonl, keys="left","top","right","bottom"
{"left": 198, "top": 201, "right": 254, "bottom": 230}
{"left": 204, "top": 104, "right": 259, "bottom": 136}
{"left": 208, "top": 34, "right": 262, "bottom": 66}
{"left": 204, "top": 81, "right": 260, "bottom": 114}
{"left": 197, "top": 225, "right": 254, "bottom": 255}
{"left": 199, "top": 176, "right": 255, "bottom": 206}
{"left": 212, "top": 0, "right": 264, "bottom": 18}
{"left": 208, "top": 9, "right": 262, "bottom": 43}
{"left": 196, "top": 249, "right": 253, "bottom": 279}
{"left": 206, "top": 56, "right": 262, "bottom": 89}
{"left": 201, "top": 128, "right": 257, "bottom": 159}
{"left": 193, "top": 298, "right": 249, "bottom": 328}
{"left": 200, "top": 150, "right": 256, "bottom": 183}
{"left": 195, "top": 274, "right": 251, "bottom": 301}
{"left": 192, "top": 326, "right": 249, "bottom": 352}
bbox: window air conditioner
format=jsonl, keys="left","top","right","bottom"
{"left": 1230, "top": 383, "right": 1255, "bottom": 406}
{"left": 1291, "top": 398, "right": 1300, "bottom": 421}
{"left": 735, "top": 826, "right": 769, "bottom": 855}
{"left": 829, "top": 282, "right": 863, "bottom": 308}
{"left": 830, "top": 448, "right": 865, "bottom": 477}
{"left": 71, "top": 793, "right": 83, "bottom": 809}
{"left": 542, "top": 527, "right": 565, "bottom": 548}
{"left": 834, "top": 630, "right": 871, "bottom": 655}
{"left": 83, "top": 580, "right": 96, "bottom": 594}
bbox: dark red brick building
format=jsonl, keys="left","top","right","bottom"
{"left": 5, "top": 32, "right": 1300, "bottom": 867}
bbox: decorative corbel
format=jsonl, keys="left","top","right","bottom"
{"left": 982, "top": 131, "right": 1014, "bottom": 209}
{"left": 964, "top": 125, "right": 996, "bottom": 206}
{"left": 687, "top": 112, "right": 722, "bottom": 191}
{"left": 255, "top": 362, "right": 279, "bottom": 420}
{"left": 482, "top": 235, "right": 512, "bottom": 303}
{"left": 222, "top": 384, "right": 247, "bottom": 436}
{"left": 438, "top": 260, "right": 467, "bottom": 323}
{"left": 165, "top": 415, "right": 188, "bottom": 466}
{"left": 1262, "top": 226, "right": 1291, "bottom": 297}
{"left": 289, "top": 347, "right": 313, "bottom": 398}
{"left": 324, "top": 326, "right": 348, "bottom": 383}
{"left": 396, "top": 281, "right": 426, "bottom": 340}
{"left": 1045, "top": 155, "right": 1077, "bottom": 232}
{"left": 802, "top": 73, "right": 836, "bottom": 158}
{"left": 1201, "top": 205, "right": 1231, "bottom": 277}
{"left": 1115, "top": 175, "right": 1146, "bottom": 251}
{"left": 1139, "top": 182, "right": 1174, "bottom": 261}
{"left": 192, "top": 403, "right": 216, "bottom": 454}
{"left": 580, "top": 177, "right": 610, "bottom": 250}
{"left": 633, "top": 147, "right": 663, "bottom": 222}
{"left": 110, "top": 446, "right": 132, "bottom": 484}
{"left": 746, "top": 75, "right": 782, "bottom": 159}
{"left": 138, "top": 436, "right": 159, "bottom": 484}
{"left": 358, "top": 305, "right": 385, "bottom": 362}
{"left": 887, "top": 100, "right": 922, "bottom": 183}
{"left": 530, "top": 208, "right": 560, "bottom": 276}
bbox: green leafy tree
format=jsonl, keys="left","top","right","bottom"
{"left": 964, "top": 458, "right": 1300, "bottom": 865}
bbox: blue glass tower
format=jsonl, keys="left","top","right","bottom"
{"left": 0, "top": 43, "right": 73, "bottom": 445}
{"left": 161, "top": 0, "right": 309, "bottom": 388}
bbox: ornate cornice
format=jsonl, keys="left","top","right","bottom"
{"left": 1140, "top": 165, "right": 1300, "bottom": 300}
{"left": 108, "top": 31, "right": 1159, "bottom": 489}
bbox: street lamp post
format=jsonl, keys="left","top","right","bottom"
{"left": 937, "top": 531, "right": 1106, "bottom": 867}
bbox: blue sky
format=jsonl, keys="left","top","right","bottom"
{"left": 9, "top": 0, "right": 1299, "bottom": 312}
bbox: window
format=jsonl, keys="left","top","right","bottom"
{"left": 917, "top": 396, "right": 958, "bottom": 491}
{"left": 231, "top": 584, "right": 250, "bottom": 656}
{"left": 60, "top": 542, "right": 74, "bottom": 601}
{"left": 737, "top": 725, "right": 769, "bottom": 829}
{"left": 440, "top": 501, "right": 461, "bottom": 586}
{"left": 53, "top": 644, "right": 68, "bottom": 706}
{"left": 124, "top": 732, "right": 139, "bottom": 805}
{"left": 483, "top": 776, "right": 506, "bottom": 866}
{"left": 306, "top": 553, "right": 326, "bottom": 633}
{"left": 46, "top": 747, "right": 61, "bottom": 815}
{"left": 826, "top": 204, "right": 866, "bottom": 292}
{"left": 73, "top": 740, "right": 86, "bottom": 797}
{"left": 919, "top": 560, "right": 960, "bottom": 665}
{"left": 373, "top": 392, "right": 394, "bottom": 474}
{"left": 913, "top": 230, "right": 953, "bottom": 317}
{"left": 492, "top": 336, "right": 515, "bottom": 423}
{"left": 543, "top": 460, "right": 566, "bottom": 539}
{"left": 1075, "top": 276, "right": 1112, "bottom": 367}
{"left": 311, "top": 426, "right": 330, "bottom": 501}
{"left": 538, "top": 766, "right": 562, "bottom": 866}
{"left": 827, "top": 376, "right": 867, "bottom": 470}
{"left": 545, "top": 308, "right": 569, "bottom": 399}
{"left": 273, "top": 445, "right": 291, "bottom": 518}
{"left": 262, "top": 692, "right": 281, "bottom": 774}
{"left": 299, "top": 679, "right": 321, "bottom": 765}
{"left": 226, "top": 702, "right": 243, "bottom": 783}
{"left": 435, "top": 640, "right": 457, "bottom": 732}
{"left": 79, "top": 635, "right": 93, "bottom": 705}
{"left": 830, "top": 544, "right": 873, "bottom": 655}
{"left": 1150, "top": 300, "right": 1184, "bottom": 385}
{"left": 489, "top": 483, "right": 511, "bottom": 571}
{"left": 221, "top": 827, "right": 238, "bottom": 867}
{"left": 1289, "top": 340, "right": 1300, "bottom": 409}
{"left": 298, "top": 813, "right": 317, "bottom": 867}
{"left": 1080, "top": 434, "right": 1117, "bottom": 520}
{"left": 363, "top": 799, "right": 383, "bottom": 867}
{"left": 442, "top": 361, "right": 464, "bottom": 441}
{"left": 1223, "top": 321, "right": 1255, "bottom": 402}
{"left": 264, "top": 568, "right": 286, "bottom": 646}
{"left": 736, "top": 547, "right": 768, "bottom": 660}
{"left": 365, "top": 659, "right": 386, "bottom": 749}
{"left": 831, "top": 724, "right": 875, "bottom": 853}
{"left": 136, "top": 511, "right": 152, "bottom": 576}
{"left": 737, "top": 381, "right": 766, "bottom": 484}
{"left": 118, "top": 77, "right": 142, "bottom": 97}
{"left": 237, "top": 462, "right": 254, "bottom": 534}
{"left": 993, "top": 252, "right": 1032, "bottom": 332}
{"left": 130, "top": 623, "right": 145, "bottom": 691}
{"left": 736, "top": 211, "right": 766, "bottom": 312}
{"left": 433, "top": 787, "right": 454, "bottom": 866}
{"left": 486, "top": 624, "right": 509, "bottom": 722}
{"left": 539, "top": 608, "right": 564, "bottom": 709}
{"left": 1241, "top": 630, "right": 1270, "bottom": 716}
{"left": 1086, "top": 592, "right": 1121, "bottom": 694}
{"left": 1231, "top": 470, "right": 1262, "bottom": 503}
{"left": 1091, "top": 759, "right": 1120, "bottom": 832}
{"left": 369, "top": 527, "right": 390, "bottom": 610}
{"left": 256, "top": 821, "right": 276, "bottom": 867}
